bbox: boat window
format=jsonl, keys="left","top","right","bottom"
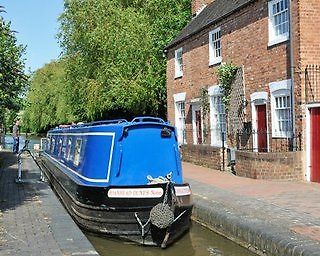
{"left": 58, "top": 138, "right": 63, "bottom": 156}
{"left": 47, "top": 137, "right": 51, "bottom": 151}
{"left": 50, "top": 137, "right": 55, "bottom": 153}
{"left": 73, "top": 139, "right": 82, "bottom": 166}
{"left": 65, "top": 138, "right": 72, "bottom": 161}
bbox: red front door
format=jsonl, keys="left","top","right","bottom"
{"left": 256, "top": 104, "right": 267, "bottom": 152}
{"left": 311, "top": 107, "right": 320, "bottom": 182}
{"left": 195, "top": 110, "right": 202, "bottom": 144}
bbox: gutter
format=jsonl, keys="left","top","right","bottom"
{"left": 289, "top": 0, "right": 296, "bottom": 136}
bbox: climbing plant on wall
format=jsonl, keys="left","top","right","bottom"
{"left": 216, "top": 62, "right": 238, "bottom": 111}
{"left": 199, "top": 87, "right": 210, "bottom": 143}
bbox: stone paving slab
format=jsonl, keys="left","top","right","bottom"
{"left": 183, "top": 162, "right": 320, "bottom": 256}
{"left": 0, "top": 150, "right": 98, "bottom": 256}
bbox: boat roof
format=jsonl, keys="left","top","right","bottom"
{"left": 48, "top": 116, "right": 173, "bottom": 134}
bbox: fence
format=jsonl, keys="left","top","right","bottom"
{"left": 305, "top": 65, "right": 320, "bottom": 103}
{"left": 228, "top": 130, "right": 302, "bottom": 152}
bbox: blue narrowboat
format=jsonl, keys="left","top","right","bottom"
{"left": 38, "top": 117, "right": 193, "bottom": 248}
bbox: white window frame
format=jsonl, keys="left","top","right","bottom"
{"left": 268, "top": 0, "right": 290, "bottom": 46}
{"left": 173, "top": 92, "right": 187, "bottom": 145}
{"left": 269, "top": 79, "right": 292, "bottom": 138}
{"left": 208, "top": 85, "right": 226, "bottom": 147}
{"left": 174, "top": 47, "right": 183, "bottom": 78}
{"left": 209, "top": 27, "right": 222, "bottom": 66}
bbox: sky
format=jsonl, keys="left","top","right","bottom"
{"left": 2, "top": 0, "right": 64, "bottom": 72}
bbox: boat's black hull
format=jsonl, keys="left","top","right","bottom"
{"left": 37, "top": 156, "right": 193, "bottom": 248}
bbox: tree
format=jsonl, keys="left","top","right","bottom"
{"left": 23, "top": 60, "right": 74, "bottom": 133}
{"left": 58, "top": 0, "right": 191, "bottom": 121}
{"left": 0, "top": 6, "right": 27, "bottom": 124}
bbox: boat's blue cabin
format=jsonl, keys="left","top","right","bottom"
{"left": 43, "top": 117, "right": 183, "bottom": 187}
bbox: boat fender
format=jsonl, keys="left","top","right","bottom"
{"left": 150, "top": 203, "right": 174, "bottom": 229}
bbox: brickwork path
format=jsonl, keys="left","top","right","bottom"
{"left": 0, "top": 151, "right": 98, "bottom": 256}
{"left": 183, "top": 162, "right": 320, "bottom": 255}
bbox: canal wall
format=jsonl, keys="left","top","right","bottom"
{"left": 184, "top": 162, "right": 320, "bottom": 256}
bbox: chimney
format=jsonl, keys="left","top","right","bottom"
{"left": 192, "top": 0, "right": 215, "bottom": 17}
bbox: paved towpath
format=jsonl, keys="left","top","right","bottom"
{"left": 0, "top": 150, "right": 98, "bottom": 256}
{"left": 183, "top": 162, "right": 320, "bottom": 256}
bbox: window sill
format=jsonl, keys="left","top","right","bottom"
{"left": 209, "top": 58, "right": 222, "bottom": 67}
{"left": 272, "top": 131, "right": 293, "bottom": 139}
{"left": 268, "top": 35, "right": 289, "bottom": 48}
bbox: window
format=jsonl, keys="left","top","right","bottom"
{"left": 209, "top": 27, "right": 222, "bottom": 65}
{"left": 177, "top": 101, "right": 187, "bottom": 144}
{"left": 175, "top": 47, "right": 183, "bottom": 78}
{"left": 65, "top": 138, "right": 72, "bottom": 161}
{"left": 50, "top": 138, "right": 55, "bottom": 153}
{"left": 209, "top": 86, "right": 226, "bottom": 146}
{"left": 270, "top": 79, "right": 292, "bottom": 138}
{"left": 174, "top": 92, "right": 187, "bottom": 145}
{"left": 58, "top": 138, "right": 63, "bottom": 156}
{"left": 268, "top": 0, "right": 289, "bottom": 46}
{"left": 73, "top": 139, "right": 82, "bottom": 166}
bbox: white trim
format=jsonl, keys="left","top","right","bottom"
{"left": 209, "top": 85, "right": 226, "bottom": 147}
{"left": 268, "top": 0, "right": 290, "bottom": 47}
{"left": 250, "top": 92, "right": 268, "bottom": 102}
{"left": 208, "top": 85, "right": 222, "bottom": 96}
{"left": 173, "top": 92, "right": 186, "bottom": 102}
{"left": 43, "top": 152, "right": 110, "bottom": 183}
{"left": 306, "top": 104, "right": 320, "bottom": 182}
{"left": 45, "top": 132, "right": 115, "bottom": 183}
{"left": 108, "top": 188, "right": 164, "bottom": 198}
{"left": 269, "top": 79, "right": 292, "bottom": 138}
{"left": 209, "top": 27, "right": 222, "bottom": 66}
{"left": 48, "top": 132, "right": 115, "bottom": 137}
{"left": 191, "top": 103, "right": 202, "bottom": 145}
{"left": 269, "top": 79, "right": 291, "bottom": 93}
{"left": 250, "top": 92, "right": 269, "bottom": 152}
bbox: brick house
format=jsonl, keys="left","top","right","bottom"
{"left": 165, "top": 0, "right": 320, "bottom": 182}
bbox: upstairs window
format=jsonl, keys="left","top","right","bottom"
{"left": 270, "top": 79, "right": 292, "bottom": 138}
{"left": 175, "top": 47, "right": 183, "bottom": 78}
{"left": 268, "top": 0, "right": 289, "bottom": 46}
{"left": 209, "top": 27, "right": 222, "bottom": 65}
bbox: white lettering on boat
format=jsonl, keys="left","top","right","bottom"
{"left": 174, "top": 186, "right": 191, "bottom": 196}
{"left": 108, "top": 188, "right": 164, "bottom": 198}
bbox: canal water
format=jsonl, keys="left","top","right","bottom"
{"left": 4, "top": 135, "right": 256, "bottom": 255}
{"left": 4, "top": 134, "right": 42, "bottom": 151}
{"left": 86, "top": 222, "right": 256, "bottom": 256}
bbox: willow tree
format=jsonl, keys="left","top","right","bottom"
{"left": 58, "top": 0, "right": 191, "bottom": 121}
{"left": 23, "top": 60, "right": 74, "bottom": 133}
{"left": 0, "top": 6, "right": 27, "bottom": 124}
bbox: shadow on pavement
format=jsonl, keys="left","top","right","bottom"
{"left": 0, "top": 150, "right": 49, "bottom": 212}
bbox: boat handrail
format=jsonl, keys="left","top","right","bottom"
{"left": 131, "top": 116, "right": 165, "bottom": 124}
{"left": 87, "top": 119, "right": 128, "bottom": 126}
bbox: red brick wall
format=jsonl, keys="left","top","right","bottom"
{"left": 235, "top": 151, "right": 304, "bottom": 181}
{"left": 166, "top": 0, "right": 290, "bottom": 145}
{"left": 181, "top": 144, "right": 222, "bottom": 170}
{"left": 192, "top": 0, "right": 215, "bottom": 16}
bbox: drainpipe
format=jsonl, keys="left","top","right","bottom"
{"left": 289, "top": 0, "right": 296, "bottom": 142}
